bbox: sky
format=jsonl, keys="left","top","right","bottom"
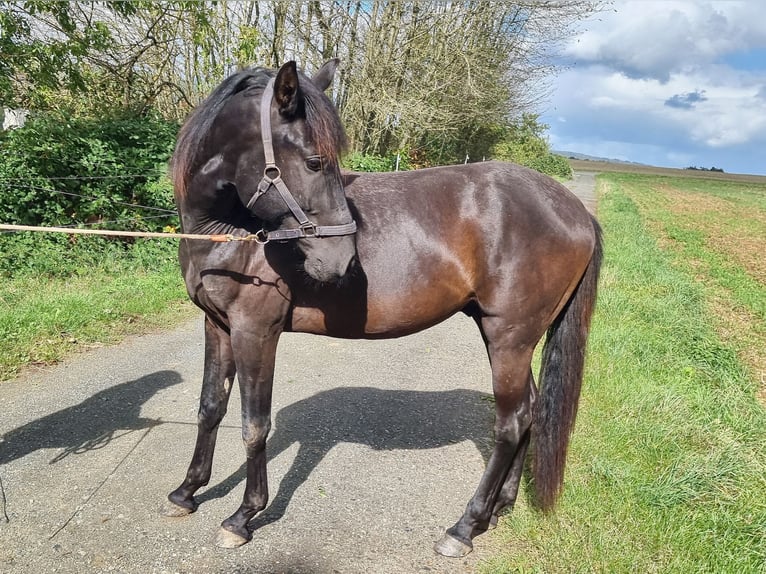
{"left": 541, "top": 0, "right": 766, "bottom": 175}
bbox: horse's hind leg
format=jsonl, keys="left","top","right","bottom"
{"left": 435, "top": 319, "right": 536, "bottom": 557}
{"left": 489, "top": 381, "right": 534, "bottom": 527}
{"left": 164, "top": 316, "right": 236, "bottom": 516}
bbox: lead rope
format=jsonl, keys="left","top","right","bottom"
{"left": 0, "top": 223, "right": 268, "bottom": 243}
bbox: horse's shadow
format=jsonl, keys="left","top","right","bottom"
{"left": 0, "top": 370, "right": 182, "bottom": 466}
{"left": 197, "top": 386, "right": 496, "bottom": 531}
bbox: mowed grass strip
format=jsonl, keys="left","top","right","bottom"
{"left": 480, "top": 175, "right": 766, "bottom": 573}
{"left": 0, "top": 238, "right": 194, "bottom": 380}
{"left": 617, "top": 173, "right": 766, "bottom": 395}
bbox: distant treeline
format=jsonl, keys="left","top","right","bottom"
{"left": 685, "top": 166, "right": 725, "bottom": 173}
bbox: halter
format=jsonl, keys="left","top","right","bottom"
{"left": 246, "top": 78, "right": 357, "bottom": 243}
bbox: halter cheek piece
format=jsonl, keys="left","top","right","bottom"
{"left": 246, "top": 77, "right": 357, "bottom": 244}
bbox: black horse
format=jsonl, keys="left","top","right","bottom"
{"left": 165, "top": 59, "right": 602, "bottom": 557}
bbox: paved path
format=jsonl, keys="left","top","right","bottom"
{"left": 566, "top": 171, "right": 598, "bottom": 214}
{"left": 0, "top": 174, "right": 596, "bottom": 574}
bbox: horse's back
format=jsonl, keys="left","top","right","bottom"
{"left": 346, "top": 161, "right": 593, "bottom": 240}
{"left": 345, "top": 161, "right": 596, "bottom": 278}
{"left": 287, "top": 162, "right": 597, "bottom": 338}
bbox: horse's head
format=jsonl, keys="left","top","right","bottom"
{"left": 173, "top": 59, "right": 357, "bottom": 285}
{"left": 240, "top": 60, "right": 357, "bottom": 284}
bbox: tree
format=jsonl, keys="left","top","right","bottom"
{"left": 1, "top": 1, "right": 605, "bottom": 164}
{"left": 0, "top": 2, "right": 140, "bottom": 108}
{"left": 490, "top": 114, "right": 572, "bottom": 178}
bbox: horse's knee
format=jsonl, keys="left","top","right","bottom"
{"left": 241, "top": 417, "right": 271, "bottom": 456}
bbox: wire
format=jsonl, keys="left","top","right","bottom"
{"left": 0, "top": 173, "right": 167, "bottom": 182}
{"left": 1, "top": 182, "right": 177, "bottom": 215}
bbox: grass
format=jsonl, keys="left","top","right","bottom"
{"left": 0, "top": 236, "right": 194, "bottom": 380}
{"left": 480, "top": 173, "right": 766, "bottom": 573}
{"left": 617, "top": 174, "right": 766, "bottom": 394}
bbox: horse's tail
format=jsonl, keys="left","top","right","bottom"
{"left": 533, "top": 215, "right": 603, "bottom": 510}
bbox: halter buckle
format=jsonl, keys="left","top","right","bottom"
{"left": 300, "top": 222, "right": 317, "bottom": 237}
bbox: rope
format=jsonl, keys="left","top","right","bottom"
{"left": 0, "top": 223, "right": 263, "bottom": 243}
{"left": 56, "top": 214, "right": 175, "bottom": 229}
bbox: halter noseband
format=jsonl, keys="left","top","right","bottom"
{"left": 246, "top": 77, "right": 357, "bottom": 243}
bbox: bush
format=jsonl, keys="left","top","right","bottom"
{"left": 490, "top": 114, "right": 572, "bottom": 179}
{"left": 525, "top": 153, "right": 573, "bottom": 179}
{"left": 0, "top": 231, "right": 178, "bottom": 279}
{"left": 0, "top": 111, "right": 179, "bottom": 229}
{"left": 342, "top": 151, "right": 411, "bottom": 172}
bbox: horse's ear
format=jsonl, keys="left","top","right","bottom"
{"left": 274, "top": 61, "right": 300, "bottom": 117}
{"left": 312, "top": 58, "right": 340, "bottom": 92}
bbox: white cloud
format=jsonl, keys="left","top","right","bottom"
{"left": 542, "top": 0, "right": 766, "bottom": 173}
{"left": 566, "top": 1, "right": 766, "bottom": 81}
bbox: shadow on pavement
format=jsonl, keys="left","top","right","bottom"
{"left": 197, "top": 386, "right": 496, "bottom": 531}
{"left": 0, "top": 370, "right": 182, "bottom": 466}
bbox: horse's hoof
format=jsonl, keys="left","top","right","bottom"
{"left": 488, "top": 514, "right": 499, "bottom": 530}
{"left": 215, "top": 526, "right": 250, "bottom": 548}
{"left": 161, "top": 500, "right": 195, "bottom": 517}
{"left": 434, "top": 533, "right": 473, "bottom": 558}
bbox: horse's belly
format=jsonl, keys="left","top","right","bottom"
{"left": 287, "top": 286, "right": 469, "bottom": 339}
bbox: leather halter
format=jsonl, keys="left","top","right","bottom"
{"left": 245, "top": 77, "right": 357, "bottom": 243}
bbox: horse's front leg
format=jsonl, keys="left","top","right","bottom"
{"left": 215, "top": 326, "right": 281, "bottom": 548}
{"left": 164, "top": 316, "right": 236, "bottom": 516}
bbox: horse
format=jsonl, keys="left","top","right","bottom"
{"left": 164, "top": 59, "right": 603, "bottom": 558}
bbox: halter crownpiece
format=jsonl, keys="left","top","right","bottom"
{"left": 246, "top": 77, "right": 357, "bottom": 243}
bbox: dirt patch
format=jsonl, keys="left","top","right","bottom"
{"left": 628, "top": 181, "right": 766, "bottom": 405}
{"left": 658, "top": 185, "right": 766, "bottom": 284}
{"left": 706, "top": 284, "right": 766, "bottom": 406}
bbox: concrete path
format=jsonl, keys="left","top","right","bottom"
{"left": 0, "top": 174, "right": 596, "bottom": 574}
{"left": 566, "top": 171, "right": 598, "bottom": 214}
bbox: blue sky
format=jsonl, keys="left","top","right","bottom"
{"left": 541, "top": 1, "right": 766, "bottom": 175}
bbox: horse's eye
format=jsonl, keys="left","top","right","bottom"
{"left": 305, "top": 156, "right": 323, "bottom": 172}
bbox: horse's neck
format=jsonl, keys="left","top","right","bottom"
{"left": 179, "top": 188, "right": 262, "bottom": 236}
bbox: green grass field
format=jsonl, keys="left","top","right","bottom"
{"left": 480, "top": 173, "right": 766, "bottom": 573}
{"left": 0, "top": 238, "right": 193, "bottom": 380}
{"left": 568, "top": 159, "right": 766, "bottom": 185}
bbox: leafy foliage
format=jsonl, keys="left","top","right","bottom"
{"left": 0, "top": 1, "right": 137, "bottom": 108}
{"left": 0, "top": 111, "right": 178, "bottom": 228}
{"left": 1, "top": 1, "right": 597, "bottom": 170}
{"left": 491, "top": 114, "right": 572, "bottom": 178}
{"left": 342, "top": 151, "right": 411, "bottom": 172}
{"left": 0, "top": 111, "right": 179, "bottom": 279}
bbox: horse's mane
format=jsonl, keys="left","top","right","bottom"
{"left": 172, "top": 66, "right": 347, "bottom": 198}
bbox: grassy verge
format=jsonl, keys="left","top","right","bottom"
{"left": 0, "top": 236, "right": 194, "bottom": 380}
{"left": 620, "top": 174, "right": 766, "bottom": 395}
{"left": 480, "top": 174, "right": 766, "bottom": 572}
